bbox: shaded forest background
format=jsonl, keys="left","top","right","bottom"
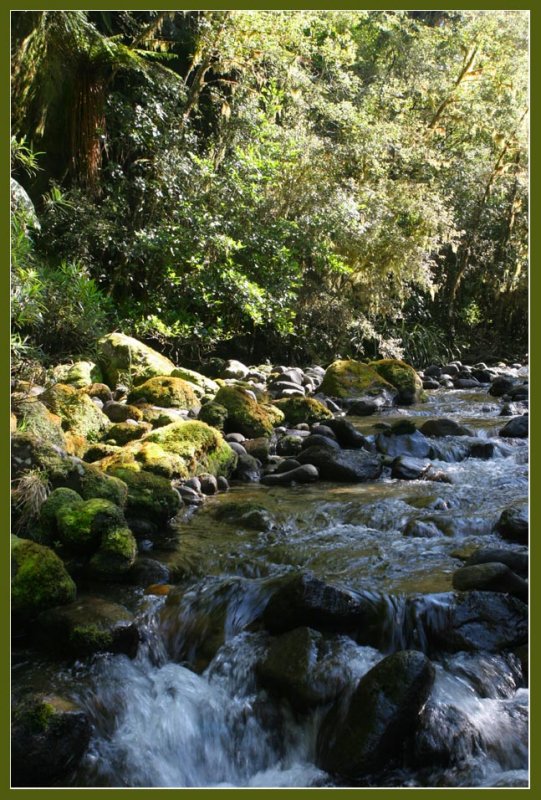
{"left": 11, "top": 10, "right": 528, "bottom": 373}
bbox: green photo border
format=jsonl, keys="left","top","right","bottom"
{"left": 3, "top": 2, "right": 535, "bottom": 798}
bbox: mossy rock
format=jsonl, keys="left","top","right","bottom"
{"left": 127, "top": 376, "right": 199, "bottom": 409}
{"left": 55, "top": 498, "right": 126, "bottom": 555}
{"left": 14, "top": 399, "right": 66, "bottom": 448}
{"left": 103, "top": 401, "right": 144, "bottom": 423}
{"left": 36, "top": 596, "right": 139, "bottom": 657}
{"left": 104, "top": 421, "right": 152, "bottom": 445}
{"left": 369, "top": 359, "right": 426, "bottom": 405}
{"left": 320, "top": 359, "right": 397, "bottom": 400}
{"left": 144, "top": 420, "right": 237, "bottom": 478}
{"left": 170, "top": 367, "right": 219, "bottom": 396}
{"left": 273, "top": 396, "right": 333, "bottom": 425}
{"left": 106, "top": 466, "right": 181, "bottom": 524}
{"left": 136, "top": 405, "right": 178, "bottom": 427}
{"left": 214, "top": 385, "right": 275, "bottom": 438}
{"left": 40, "top": 487, "right": 83, "bottom": 540}
{"left": 11, "top": 535, "right": 76, "bottom": 620}
{"left": 40, "top": 383, "right": 110, "bottom": 440}
{"left": 261, "top": 403, "right": 285, "bottom": 427}
{"left": 53, "top": 361, "right": 103, "bottom": 389}
{"left": 82, "top": 382, "right": 114, "bottom": 403}
{"left": 97, "top": 332, "right": 176, "bottom": 387}
{"left": 83, "top": 443, "right": 122, "bottom": 463}
{"left": 198, "top": 401, "right": 229, "bottom": 430}
{"left": 99, "top": 440, "right": 185, "bottom": 479}
{"left": 88, "top": 526, "right": 137, "bottom": 579}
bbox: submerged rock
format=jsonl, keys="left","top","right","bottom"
{"left": 420, "top": 419, "right": 473, "bottom": 437}
{"left": 317, "top": 650, "right": 435, "bottom": 776}
{"left": 495, "top": 504, "right": 528, "bottom": 545}
{"left": 297, "top": 446, "right": 382, "bottom": 482}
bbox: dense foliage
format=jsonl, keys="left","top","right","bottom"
{"left": 11, "top": 10, "right": 528, "bottom": 368}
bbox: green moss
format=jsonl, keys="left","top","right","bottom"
{"left": 320, "top": 359, "right": 395, "bottom": 399}
{"left": 97, "top": 332, "right": 176, "bottom": 387}
{"left": 40, "top": 487, "right": 82, "bottom": 538}
{"left": 61, "top": 361, "right": 103, "bottom": 388}
{"left": 261, "top": 403, "right": 285, "bottom": 427}
{"left": 73, "top": 464, "right": 128, "bottom": 507}
{"left": 170, "top": 367, "right": 219, "bottom": 395}
{"left": 273, "top": 396, "right": 333, "bottom": 425}
{"left": 214, "top": 385, "right": 275, "bottom": 438}
{"left": 40, "top": 383, "right": 110, "bottom": 440}
{"left": 99, "top": 440, "right": 185, "bottom": 479}
{"left": 56, "top": 498, "right": 126, "bottom": 554}
{"left": 198, "top": 402, "right": 229, "bottom": 430}
{"left": 15, "top": 399, "right": 66, "bottom": 448}
{"left": 128, "top": 375, "right": 199, "bottom": 409}
{"left": 105, "top": 421, "right": 152, "bottom": 445}
{"left": 70, "top": 623, "right": 113, "bottom": 653}
{"left": 13, "top": 698, "right": 56, "bottom": 733}
{"left": 369, "top": 359, "right": 426, "bottom": 405}
{"left": 106, "top": 466, "right": 181, "bottom": 523}
{"left": 145, "top": 420, "right": 237, "bottom": 477}
{"left": 11, "top": 535, "right": 76, "bottom": 618}
{"left": 84, "top": 443, "right": 122, "bottom": 462}
{"left": 88, "top": 526, "right": 137, "bottom": 579}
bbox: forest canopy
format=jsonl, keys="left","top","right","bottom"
{"left": 11, "top": 9, "right": 529, "bottom": 369}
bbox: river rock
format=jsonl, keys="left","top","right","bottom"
{"left": 346, "top": 390, "right": 396, "bottom": 415}
{"left": 260, "top": 464, "right": 319, "bottom": 486}
{"left": 301, "top": 434, "right": 341, "bottom": 451}
{"left": 403, "top": 519, "right": 443, "bottom": 538}
{"left": 232, "top": 452, "right": 261, "bottom": 482}
{"left": 452, "top": 563, "right": 527, "bottom": 602}
{"left": 376, "top": 430, "right": 431, "bottom": 459}
{"left": 489, "top": 376, "right": 515, "bottom": 397}
{"left": 465, "top": 548, "right": 528, "bottom": 579}
{"left": 454, "top": 378, "right": 480, "bottom": 389}
{"left": 494, "top": 504, "right": 528, "bottom": 544}
{"left": 316, "top": 650, "right": 435, "bottom": 776}
{"left": 36, "top": 596, "right": 140, "bottom": 657}
{"left": 412, "top": 702, "right": 484, "bottom": 769}
{"left": 297, "top": 446, "right": 382, "bottom": 482}
{"left": 222, "top": 359, "right": 249, "bottom": 379}
{"left": 262, "top": 572, "right": 368, "bottom": 636}
{"left": 323, "top": 418, "right": 369, "bottom": 449}
{"left": 506, "top": 383, "right": 528, "bottom": 401}
{"left": 320, "top": 359, "right": 397, "bottom": 402}
{"left": 391, "top": 456, "right": 431, "bottom": 480}
{"left": 369, "top": 359, "right": 425, "bottom": 405}
{"left": 11, "top": 694, "right": 91, "bottom": 787}
{"left": 213, "top": 501, "right": 274, "bottom": 531}
{"left": 11, "top": 535, "right": 76, "bottom": 622}
{"left": 127, "top": 556, "right": 171, "bottom": 586}
{"left": 499, "top": 415, "right": 528, "bottom": 438}
{"left": 422, "top": 378, "right": 440, "bottom": 390}
{"left": 311, "top": 424, "right": 337, "bottom": 440}
{"left": 420, "top": 419, "right": 473, "bottom": 437}
{"left": 274, "top": 458, "right": 302, "bottom": 474}
{"left": 256, "top": 627, "right": 354, "bottom": 711}
{"left": 469, "top": 442, "right": 496, "bottom": 459}
{"left": 416, "top": 591, "right": 528, "bottom": 654}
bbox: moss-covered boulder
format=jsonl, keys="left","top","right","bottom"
{"left": 320, "top": 359, "right": 397, "bottom": 400}
{"left": 36, "top": 596, "right": 140, "bottom": 657}
{"left": 369, "top": 359, "right": 426, "bottom": 405}
{"left": 39, "top": 487, "right": 83, "bottom": 541}
{"left": 11, "top": 535, "right": 76, "bottom": 620}
{"left": 40, "top": 383, "right": 110, "bottom": 440}
{"left": 198, "top": 401, "right": 229, "bottom": 430}
{"left": 261, "top": 403, "right": 286, "bottom": 427}
{"left": 273, "top": 396, "right": 333, "bottom": 426}
{"left": 97, "top": 332, "right": 176, "bottom": 387}
{"left": 11, "top": 694, "right": 91, "bottom": 787}
{"left": 144, "top": 420, "right": 237, "bottom": 477}
{"left": 56, "top": 497, "right": 126, "bottom": 554}
{"left": 11, "top": 433, "right": 128, "bottom": 506}
{"left": 53, "top": 361, "right": 103, "bottom": 389}
{"left": 88, "top": 526, "right": 138, "bottom": 579}
{"left": 82, "top": 382, "right": 114, "bottom": 403}
{"left": 214, "top": 385, "right": 275, "bottom": 438}
{"left": 104, "top": 420, "right": 152, "bottom": 445}
{"left": 99, "top": 440, "right": 185, "bottom": 479}
{"left": 127, "top": 375, "right": 199, "bottom": 409}
{"left": 83, "top": 443, "right": 122, "bottom": 462}
{"left": 170, "top": 367, "right": 219, "bottom": 396}
{"left": 14, "top": 399, "right": 66, "bottom": 448}
{"left": 106, "top": 466, "right": 181, "bottom": 525}
{"left": 103, "top": 401, "right": 144, "bottom": 423}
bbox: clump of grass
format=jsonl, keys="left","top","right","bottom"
{"left": 11, "top": 469, "right": 51, "bottom": 533}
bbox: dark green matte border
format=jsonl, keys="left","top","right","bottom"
{"left": 3, "top": 3, "right": 535, "bottom": 798}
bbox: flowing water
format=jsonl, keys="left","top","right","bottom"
{"left": 12, "top": 387, "right": 529, "bottom": 787}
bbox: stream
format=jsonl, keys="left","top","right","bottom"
{"left": 11, "top": 387, "right": 529, "bottom": 788}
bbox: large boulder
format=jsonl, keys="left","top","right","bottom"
{"left": 369, "top": 359, "right": 426, "bottom": 405}
{"left": 97, "top": 332, "right": 176, "bottom": 387}
{"left": 13, "top": 399, "right": 66, "bottom": 448}
{"left": 106, "top": 466, "right": 181, "bottom": 527}
{"left": 11, "top": 694, "right": 91, "bottom": 787}
{"left": 297, "top": 446, "right": 382, "bottom": 482}
{"left": 11, "top": 535, "right": 76, "bottom": 621}
{"left": 11, "top": 433, "right": 128, "bottom": 506}
{"left": 499, "top": 415, "right": 528, "bottom": 438}
{"left": 198, "top": 401, "right": 229, "bottom": 430}
{"left": 36, "top": 596, "right": 139, "bottom": 657}
{"left": 320, "top": 359, "right": 396, "bottom": 402}
{"left": 170, "top": 367, "right": 219, "bottom": 396}
{"left": 376, "top": 430, "right": 431, "bottom": 459}
{"left": 127, "top": 375, "right": 199, "bottom": 409}
{"left": 420, "top": 419, "right": 473, "bottom": 437}
{"left": 55, "top": 497, "right": 125, "bottom": 554}
{"left": 465, "top": 548, "right": 528, "bottom": 579}
{"left": 323, "top": 418, "right": 368, "bottom": 449}
{"left": 40, "top": 383, "right": 110, "bottom": 440}
{"left": 452, "top": 563, "right": 527, "bottom": 601}
{"left": 317, "top": 650, "right": 435, "bottom": 776}
{"left": 272, "top": 396, "right": 333, "bottom": 426}
{"left": 214, "top": 385, "right": 275, "bottom": 438}
{"left": 53, "top": 360, "right": 103, "bottom": 389}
